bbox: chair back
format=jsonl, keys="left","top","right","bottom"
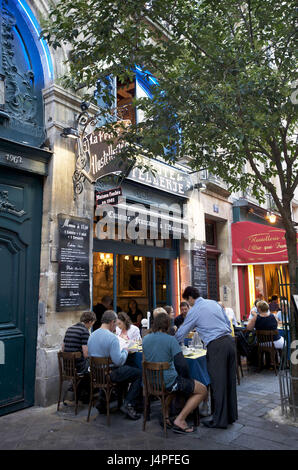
{"left": 256, "top": 330, "right": 277, "bottom": 351}
{"left": 143, "top": 361, "right": 170, "bottom": 397}
{"left": 89, "top": 357, "right": 113, "bottom": 389}
{"left": 57, "top": 351, "right": 82, "bottom": 380}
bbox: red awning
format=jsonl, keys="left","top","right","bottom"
{"left": 232, "top": 221, "right": 298, "bottom": 265}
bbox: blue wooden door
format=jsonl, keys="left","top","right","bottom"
{"left": 0, "top": 166, "right": 43, "bottom": 416}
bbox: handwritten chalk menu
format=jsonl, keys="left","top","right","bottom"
{"left": 191, "top": 242, "right": 208, "bottom": 299}
{"left": 56, "top": 214, "right": 90, "bottom": 311}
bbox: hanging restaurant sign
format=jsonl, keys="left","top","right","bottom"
{"left": 80, "top": 127, "right": 132, "bottom": 183}
{"left": 73, "top": 118, "right": 133, "bottom": 198}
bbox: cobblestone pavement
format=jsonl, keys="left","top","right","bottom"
{"left": 1, "top": 368, "right": 298, "bottom": 451}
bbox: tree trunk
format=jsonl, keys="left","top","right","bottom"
{"left": 283, "top": 210, "right": 298, "bottom": 413}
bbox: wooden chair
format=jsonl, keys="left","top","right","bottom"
{"left": 142, "top": 361, "right": 176, "bottom": 437}
{"left": 256, "top": 330, "right": 279, "bottom": 375}
{"left": 57, "top": 351, "right": 85, "bottom": 415}
{"left": 87, "top": 357, "right": 122, "bottom": 425}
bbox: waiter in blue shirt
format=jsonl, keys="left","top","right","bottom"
{"left": 176, "top": 286, "right": 238, "bottom": 429}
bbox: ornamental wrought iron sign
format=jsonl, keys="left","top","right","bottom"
{"left": 73, "top": 111, "right": 134, "bottom": 199}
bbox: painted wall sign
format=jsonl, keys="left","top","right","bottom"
{"left": 0, "top": 149, "right": 48, "bottom": 175}
{"left": 56, "top": 214, "right": 90, "bottom": 311}
{"left": 232, "top": 221, "right": 298, "bottom": 265}
{"left": 127, "top": 156, "right": 192, "bottom": 198}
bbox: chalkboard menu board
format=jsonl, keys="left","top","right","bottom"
{"left": 191, "top": 242, "right": 208, "bottom": 299}
{"left": 56, "top": 214, "right": 90, "bottom": 311}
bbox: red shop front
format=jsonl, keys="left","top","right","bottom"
{"left": 232, "top": 221, "right": 298, "bottom": 320}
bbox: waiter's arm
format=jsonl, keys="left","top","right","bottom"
{"left": 175, "top": 309, "right": 197, "bottom": 343}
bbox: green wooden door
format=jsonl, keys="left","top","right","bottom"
{"left": 0, "top": 166, "right": 43, "bottom": 416}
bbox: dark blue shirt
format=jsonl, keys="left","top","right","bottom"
{"left": 255, "top": 314, "right": 280, "bottom": 341}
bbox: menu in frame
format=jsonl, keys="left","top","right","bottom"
{"left": 56, "top": 214, "right": 90, "bottom": 311}
{"left": 191, "top": 242, "right": 208, "bottom": 299}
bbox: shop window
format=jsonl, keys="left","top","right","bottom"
{"left": 205, "top": 220, "right": 217, "bottom": 247}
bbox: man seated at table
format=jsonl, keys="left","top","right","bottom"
{"left": 87, "top": 310, "right": 142, "bottom": 420}
{"left": 174, "top": 302, "right": 190, "bottom": 329}
{"left": 62, "top": 310, "right": 96, "bottom": 403}
{"left": 143, "top": 312, "right": 207, "bottom": 434}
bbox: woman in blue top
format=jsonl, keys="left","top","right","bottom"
{"left": 143, "top": 313, "right": 207, "bottom": 434}
{"left": 247, "top": 301, "right": 284, "bottom": 349}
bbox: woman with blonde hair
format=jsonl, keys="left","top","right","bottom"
{"left": 246, "top": 300, "right": 284, "bottom": 350}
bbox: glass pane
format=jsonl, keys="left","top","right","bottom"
{"left": 156, "top": 258, "right": 169, "bottom": 307}
{"left": 93, "top": 252, "right": 114, "bottom": 305}
{"left": 118, "top": 255, "right": 146, "bottom": 297}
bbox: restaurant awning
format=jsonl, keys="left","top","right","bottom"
{"left": 231, "top": 221, "right": 298, "bottom": 265}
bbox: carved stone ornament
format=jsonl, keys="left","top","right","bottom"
{"left": 0, "top": 1, "right": 45, "bottom": 144}
{"left": 0, "top": 190, "right": 25, "bottom": 217}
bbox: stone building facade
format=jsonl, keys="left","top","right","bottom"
{"left": 0, "top": 0, "right": 237, "bottom": 413}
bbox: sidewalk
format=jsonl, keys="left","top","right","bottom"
{"left": 1, "top": 368, "right": 298, "bottom": 451}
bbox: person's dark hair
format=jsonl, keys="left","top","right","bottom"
{"left": 270, "top": 295, "right": 278, "bottom": 301}
{"left": 182, "top": 286, "right": 200, "bottom": 300}
{"left": 180, "top": 301, "right": 189, "bottom": 308}
{"left": 80, "top": 311, "right": 96, "bottom": 324}
{"left": 118, "top": 311, "right": 132, "bottom": 330}
{"left": 152, "top": 312, "right": 170, "bottom": 333}
{"left": 101, "top": 310, "right": 117, "bottom": 324}
{"left": 102, "top": 295, "right": 112, "bottom": 304}
{"left": 128, "top": 299, "right": 138, "bottom": 309}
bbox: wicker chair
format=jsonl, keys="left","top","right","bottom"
{"left": 57, "top": 351, "right": 85, "bottom": 415}
{"left": 256, "top": 330, "right": 279, "bottom": 375}
{"left": 87, "top": 357, "right": 122, "bottom": 425}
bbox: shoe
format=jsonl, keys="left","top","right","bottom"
{"left": 201, "top": 418, "right": 227, "bottom": 429}
{"left": 120, "top": 403, "right": 141, "bottom": 420}
{"left": 172, "top": 424, "right": 195, "bottom": 434}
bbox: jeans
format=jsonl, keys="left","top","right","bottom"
{"left": 110, "top": 365, "right": 142, "bottom": 406}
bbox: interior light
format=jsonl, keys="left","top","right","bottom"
{"left": 100, "top": 254, "right": 105, "bottom": 260}
{"left": 134, "top": 256, "right": 138, "bottom": 261}
{"left": 162, "top": 284, "right": 167, "bottom": 289}
{"left": 139, "top": 257, "right": 142, "bottom": 261}
{"left": 124, "top": 255, "right": 129, "bottom": 260}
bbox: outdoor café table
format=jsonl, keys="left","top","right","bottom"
{"left": 130, "top": 348, "right": 211, "bottom": 387}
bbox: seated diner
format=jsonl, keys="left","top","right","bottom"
{"left": 246, "top": 300, "right": 284, "bottom": 350}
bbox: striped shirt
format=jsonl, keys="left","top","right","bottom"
{"left": 63, "top": 322, "right": 90, "bottom": 373}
